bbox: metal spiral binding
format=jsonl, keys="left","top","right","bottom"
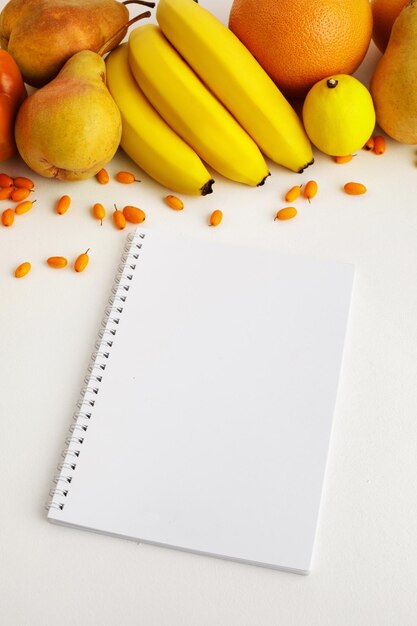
{"left": 45, "top": 231, "right": 146, "bottom": 513}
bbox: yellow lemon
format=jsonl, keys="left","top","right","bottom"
{"left": 302, "top": 74, "right": 376, "bottom": 156}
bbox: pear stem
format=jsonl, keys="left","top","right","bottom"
{"left": 123, "top": 0, "right": 155, "bottom": 7}
{"left": 96, "top": 10, "right": 152, "bottom": 56}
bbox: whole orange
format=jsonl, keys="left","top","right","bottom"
{"left": 371, "top": 0, "right": 409, "bottom": 53}
{"left": 229, "top": 0, "right": 373, "bottom": 99}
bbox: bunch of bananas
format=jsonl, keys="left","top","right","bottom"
{"left": 105, "top": 0, "right": 314, "bottom": 195}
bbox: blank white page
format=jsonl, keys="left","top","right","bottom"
{"left": 48, "top": 230, "right": 354, "bottom": 574}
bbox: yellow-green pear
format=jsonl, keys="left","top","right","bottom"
{"left": 370, "top": 0, "right": 417, "bottom": 143}
{"left": 15, "top": 50, "right": 122, "bottom": 181}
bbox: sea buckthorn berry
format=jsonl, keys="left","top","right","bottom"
{"left": 11, "top": 187, "right": 31, "bottom": 202}
{"left": 113, "top": 205, "right": 126, "bottom": 230}
{"left": 274, "top": 207, "right": 297, "bottom": 221}
{"left": 209, "top": 209, "right": 223, "bottom": 227}
{"left": 96, "top": 168, "right": 109, "bottom": 184}
{"left": 0, "top": 186, "right": 13, "bottom": 200}
{"left": 284, "top": 185, "right": 302, "bottom": 203}
{"left": 334, "top": 155, "right": 353, "bottom": 164}
{"left": 0, "top": 173, "right": 13, "bottom": 187}
{"left": 363, "top": 137, "right": 375, "bottom": 151}
{"left": 165, "top": 195, "right": 184, "bottom": 211}
{"left": 2, "top": 208, "right": 14, "bottom": 226}
{"left": 15, "top": 262, "right": 31, "bottom": 278}
{"left": 56, "top": 195, "right": 71, "bottom": 215}
{"left": 13, "top": 176, "right": 34, "bottom": 190}
{"left": 303, "top": 180, "right": 318, "bottom": 202}
{"left": 92, "top": 203, "right": 106, "bottom": 225}
{"left": 15, "top": 200, "right": 36, "bottom": 215}
{"left": 122, "top": 205, "right": 146, "bottom": 224}
{"left": 47, "top": 256, "right": 68, "bottom": 268}
{"left": 115, "top": 171, "right": 140, "bottom": 184}
{"left": 373, "top": 136, "right": 386, "bottom": 155}
{"left": 343, "top": 182, "right": 367, "bottom": 195}
{"left": 74, "top": 249, "right": 90, "bottom": 273}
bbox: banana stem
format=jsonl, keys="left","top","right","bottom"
{"left": 123, "top": 1, "right": 155, "bottom": 7}
{"left": 96, "top": 10, "right": 151, "bottom": 56}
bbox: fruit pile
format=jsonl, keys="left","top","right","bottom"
{"left": 0, "top": 0, "right": 416, "bottom": 272}
{"left": 1, "top": 0, "right": 415, "bottom": 186}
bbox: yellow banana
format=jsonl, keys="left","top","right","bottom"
{"left": 128, "top": 24, "right": 270, "bottom": 187}
{"left": 156, "top": 0, "right": 314, "bottom": 173}
{"left": 105, "top": 43, "right": 214, "bottom": 195}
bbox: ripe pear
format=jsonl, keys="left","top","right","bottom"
{"left": 0, "top": 0, "right": 154, "bottom": 87}
{"left": 14, "top": 51, "right": 122, "bottom": 181}
{"left": 370, "top": 0, "right": 417, "bottom": 143}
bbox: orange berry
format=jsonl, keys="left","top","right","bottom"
{"left": 96, "top": 168, "right": 109, "bottom": 184}
{"left": 0, "top": 173, "right": 13, "bottom": 187}
{"left": 13, "top": 176, "right": 34, "bottom": 190}
{"left": 274, "top": 207, "right": 297, "bottom": 221}
{"left": 343, "top": 182, "right": 367, "bottom": 195}
{"left": 115, "top": 171, "right": 140, "bottom": 184}
{"left": 303, "top": 180, "right": 318, "bottom": 202}
{"left": 56, "top": 195, "right": 71, "bottom": 215}
{"left": 122, "top": 205, "right": 146, "bottom": 224}
{"left": 113, "top": 205, "right": 126, "bottom": 230}
{"left": 15, "top": 200, "right": 36, "bottom": 215}
{"left": 165, "top": 195, "right": 184, "bottom": 210}
{"left": 209, "top": 209, "right": 223, "bottom": 227}
{"left": 284, "top": 185, "right": 302, "bottom": 202}
{"left": 2, "top": 208, "right": 14, "bottom": 226}
{"left": 373, "top": 135, "right": 386, "bottom": 155}
{"left": 74, "top": 249, "right": 90, "bottom": 273}
{"left": 0, "top": 187, "right": 13, "bottom": 200}
{"left": 47, "top": 256, "right": 68, "bottom": 268}
{"left": 15, "top": 262, "right": 31, "bottom": 278}
{"left": 334, "top": 155, "right": 353, "bottom": 164}
{"left": 11, "top": 187, "right": 31, "bottom": 202}
{"left": 92, "top": 203, "right": 106, "bottom": 225}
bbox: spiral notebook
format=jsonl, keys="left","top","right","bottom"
{"left": 47, "top": 230, "right": 354, "bottom": 574}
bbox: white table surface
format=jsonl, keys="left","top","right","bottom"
{"left": 1, "top": 1, "right": 417, "bottom": 624}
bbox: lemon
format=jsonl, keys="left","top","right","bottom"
{"left": 302, "top": 74, "right": 376, "bottom": 156}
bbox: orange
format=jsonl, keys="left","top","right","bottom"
{"left": 371, "top": 0, "right": 409, "bottom": 53}
{"left": 229, "top": 0, "right": 373, "bottom": 99}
